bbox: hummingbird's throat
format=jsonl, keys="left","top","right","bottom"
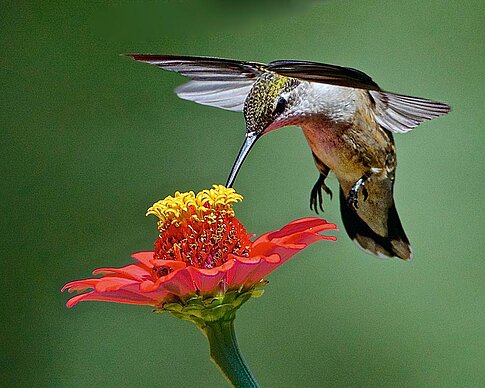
{"left": 147, "top": 185, "right": 251, "bottom": 270}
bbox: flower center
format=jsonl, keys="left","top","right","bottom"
{"left": 147, "top": 185, "right": 251, "bottom": 270}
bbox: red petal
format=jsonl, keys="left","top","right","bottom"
{"left": 224, "top": 218, "right": 338, "bottom": 287}
{"left": 62, "top": 278, "right": 99, "bottom": 292}
{"left": 131, "top": 251, "right": 155, "bottom": 266}
{"left": 94, "top": 277, "right": 141, "bottom": 292}
{"left": 253, "top": 217, "right": 335, "bottom": 242}
{"left": 65, "top": 289, "right": 161, "bottom": 308}
{"left": 64, "top": 276, "right": 143, "bottom": 293}
{"left": 187, "top": 260, "right": 235, "bottom": 294}
{"left": 151, "top": 259, "right": 187, "bottom": 271}
{"left": 225, "top": 254, "right": 281, "bottom": 288}
{"left": 139, "top": 267, "right": 197, "bottom": 296}
{"left": 93, "top": 264, "right": 152, "bottom": 281}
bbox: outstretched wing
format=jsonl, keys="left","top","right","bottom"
{"left": 127, "top": 56, "right": 451, "bottom": 129}
{"left": 268, "top": 60, "right": 381, "bottom": 91}
{"left": 368, "top": 90, "right": 451, "bottom": 133}
{"left": 268, "top": 60, "right": 451, "bottom": 133}
{"left": 126, "top": 54, "right": 267, "bottom": 111}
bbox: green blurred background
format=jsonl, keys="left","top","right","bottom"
{"left": 2, "top": 0, "right": 484, "bottom": 386}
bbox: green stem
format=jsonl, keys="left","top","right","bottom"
{"left": 202, "top": 319, "right": 259, "bottom": 388}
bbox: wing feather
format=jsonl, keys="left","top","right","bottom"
{"left": 369, "top": 91, "right": 451, "bottom": 133}
{"left": 126, "top": 54, "right": 266, "bottom": 111}
{"left": 266, "top": 60, "right": 450, "bottom": 132}
{"left": 127, "top": 55, "right": 451, "bottom": 128}
{"left": 268, "top": 60, "right": 381, "bottom": 90}
{"left": 176, "top": 80, "right": 254, "bottom": 111}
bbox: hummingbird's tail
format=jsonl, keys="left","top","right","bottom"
{"left": 338, "top": 186, "right": 412, "bottom": 260}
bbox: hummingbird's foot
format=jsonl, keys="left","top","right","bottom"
{"left": 348, "top": 176, "right": 369, "bottom": 209}
{"left": 310, "top": 173, "right": 333, "bottom": 214}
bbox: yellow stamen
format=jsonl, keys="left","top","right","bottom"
{"left": 146, "top": 185, "right": 243, "bottom": 227}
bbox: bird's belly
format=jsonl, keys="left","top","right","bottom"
{"left": 300, "top": 117, "right": 391, "bottom": 184}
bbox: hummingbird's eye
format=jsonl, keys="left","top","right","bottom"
{"left": 273, "top": 97, "right": 287, "bottom": 116}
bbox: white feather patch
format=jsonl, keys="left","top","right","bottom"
{"left": 175, "top": 80, "right": 254, "bottom": 112}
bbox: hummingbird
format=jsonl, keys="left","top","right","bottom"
{"left": 127, "top": 54, "right": 450, "bottom": 260}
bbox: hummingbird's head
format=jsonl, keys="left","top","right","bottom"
{"left": 243, "top": 72, "right": 300, "bottom": 135}
{"left": 226, "top": 73, "right": 300, "bottom": 187}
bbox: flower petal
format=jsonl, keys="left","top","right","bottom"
{"left": 94, "top": 277, "right": 141, "bottom": 292}
{"left": 140, "top": 267, "right": 197, "bottom": 296}
{"left": 224, "top": 218, "right": 338, "bottom": 287}
{"left": 131, "top": 251, "right": 155, "bottom": 266}
{"left": 65, "top": 288, "right": 163, "bottom": 308}
{"left": 62, "top": 276, "right": 141, "bottom": 293}
{"left": 186, "top": 260, "right": 235, "bottom": 294}
{"left": 253, "top": 218, "right": 337, "bottom": 252}
{"left": 93, "top": 264, "right": 152, "bottom": 281}
{"left": 224, "top": 254, "right": 280, "bottom": 288}
{"left": 151, "top": 259, "right": 187, "bottom": 271}
{"left": 253, "top": 217, "right": 337, "bottom": 245}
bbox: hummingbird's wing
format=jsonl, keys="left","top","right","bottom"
{"left": 126, "top": 55, "right": 267, "bottom": 112}
{"left": 268, "top": 60, "right": 381, "bottom": 90}
{"left": 367, "top": 90, "right": 451, "bottom": 133}
{"left": 268, "top": 60, "right": 450, "bottom": 133}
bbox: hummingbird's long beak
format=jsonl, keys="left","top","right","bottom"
{"left": 226, "top": 132, "right": 259, "bottom": 188}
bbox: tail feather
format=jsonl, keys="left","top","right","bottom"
{"left": 339, "top": 187, "right": 412, "bottom": 260}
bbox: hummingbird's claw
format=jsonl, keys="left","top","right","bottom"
{"left": 348, "top": 176, "right": 369, "bottom": 210}
{"left": 310, "top": 173, "right": 333, "bottom": 214}
{"left": 348, "top": 190, "right": 359, "bottom": 209}
{"left": 310, "top": 183, "right": 323, "bottom": 214}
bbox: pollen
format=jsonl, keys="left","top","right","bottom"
{"left": 147, "top": 185, "right": 242, "bottom": 227}
{"left": 147, "top": 186, "right": 251, "bottom": 270}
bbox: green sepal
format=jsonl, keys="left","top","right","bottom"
{"left": 154, "top": 281, "right": 267, "bottom": 329}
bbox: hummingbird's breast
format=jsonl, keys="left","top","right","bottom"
{"left": 291, "top": 82, "right": 359, "bottom": 123}
{"left": 291, "top": 83, "right": 396, "bottom": 187}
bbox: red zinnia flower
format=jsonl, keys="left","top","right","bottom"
{"left": 63, "top": 185, "right": 336, "bottom": 316}
{"left": 62, "top": 185, "right": 337, "bottom": 386}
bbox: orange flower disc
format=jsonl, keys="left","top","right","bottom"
{"left": 147, "top": 185, "right": 251, "bottom": 270}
